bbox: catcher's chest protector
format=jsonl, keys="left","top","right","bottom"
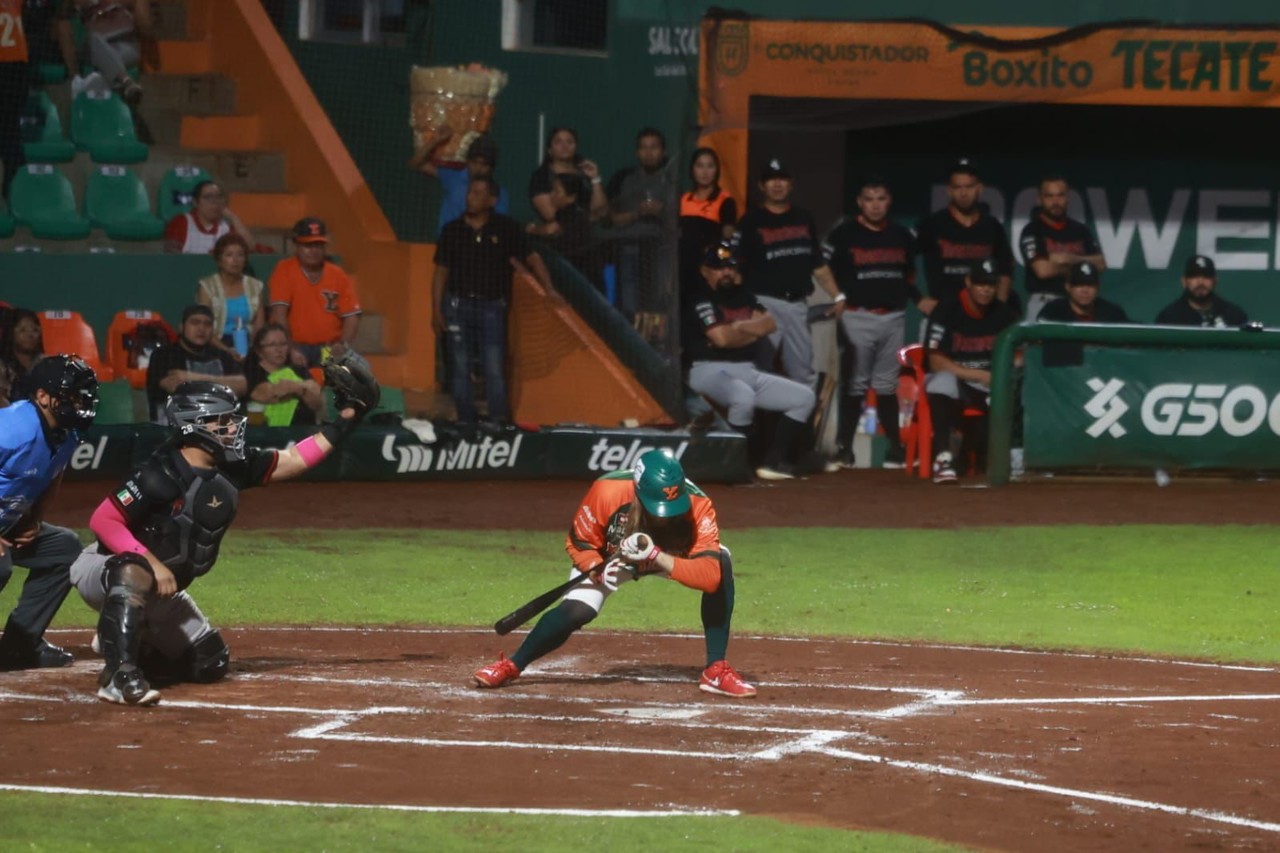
{"left": 151, "top": 468, "right": 239, "bottom": 582}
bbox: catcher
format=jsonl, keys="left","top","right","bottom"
{"left": 473, "top": 449, "right": 756, "bottom": 697}
{"left": 68, "top": 352, "right": 380, "bottom": 706}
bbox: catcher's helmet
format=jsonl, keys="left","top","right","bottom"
{"left": 633, "top": 449, "right": 691, "bottom": 518}
{"left": 27, "top": 354, "right": 99, "bottom": 431}
{"left": 165, "top": 381, "right": 247, "bottom": 463}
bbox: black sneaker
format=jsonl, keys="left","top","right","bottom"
{"left": 834, "top": 447, "right": 857, "bottom": 469}
{"left": 97, "top": 665, "right": 161, "bottom": 706}
{"left": 882, "top": 444, "right": 906, "bottom": 469}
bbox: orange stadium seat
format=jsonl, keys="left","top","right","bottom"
{"left": 40, "top": 310, "right": 114, "bottom": 381}
{"left": 107, "top": 310, "right": 176, "bottom": 389}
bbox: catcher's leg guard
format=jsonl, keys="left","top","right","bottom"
{"left": 138, "top": 628, "right": 230, "bottom": 686}
{"left": 96, "top": 554, "right": 153, "bottom": 689}
{"left": 702, "top": 547, "right": 735, "bottom": 666}
{"left": 511, "top": 600, "right": 596, "bottom": 670}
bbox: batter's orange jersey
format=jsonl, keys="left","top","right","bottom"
{"left": 267, "top": 257, "right": 362, "bottom": 346}
{"left": 0, "top": 0, "right": 29, "bottom": 63}
{"left": 565, "top": 470, "right": 723, "bottom": 593}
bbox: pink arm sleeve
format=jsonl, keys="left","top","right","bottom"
{"left": 90, "top": 499, "right": 148, "bottom": 555}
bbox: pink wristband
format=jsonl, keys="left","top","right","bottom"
{"left": 295, "top": 435, "right": 328, "bottom": 468}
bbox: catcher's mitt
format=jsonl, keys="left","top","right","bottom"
{"left": 322, "top": 349, "right": 381, "bottom": 418}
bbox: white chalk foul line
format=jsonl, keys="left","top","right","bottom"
{"left": 0, "top": 784, "right": 737, "bottom": 818}
{"left": 941, "top": 693, "right": 1280, "bottom": 707}
{"left": 815, "top": 746, "right": 1280, "bottom": 835}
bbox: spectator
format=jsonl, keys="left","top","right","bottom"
{"left": 684, "top": 240, "right": 815, "bottom": 480}
{"left": 244, "top": 323, "right": 323, "bottom": 427}
{"left": 0, "top": 0, "right": 30, "bottom": 201}
{"left": 409, "top": 131, "right": 509, "bottom": 237}
{"left": 914, "top": 159, "right": 1015, "bottom": 306}
{"left": 526, "top": 172, "right": 603, "bottom": 290}
{"left": 145, "top": 304, "right": 245, "bottom": 423}
{"left": 823, "top": 176, "right": 923, "bottom": 469}
{"left": 268, "top": 217, "right": 362, "bottom": 368}
{"left": 1037, "top": 262, "right": 1130, "bottom": 323}
{"left": 1155, "top": 255, "right": 1249, "bottom": 328}
{"left": 195, "top": 232, "right": 265, "bottom": 359}
{"left": 606, "top": 127, "right": 678, "bottom": 318}
{"left": 528, "top": 126, "right": 607, "bottom": 225}
{"left": 924, "top": 259, "right": 1019, "bottom": 484}
{"left": 2, "top": 309, "right": 44, "bottom": 399}
{"left": 678, "top": 146, "right": 737, "bottom": 300}
{"left": 56, "top": 0, "right": 152, "bottom": 105}
{"left": 735, "top": 157, "right": 845, "bottom": 388}
{"left": 163, "top": 180, "right": 254, "bottom": 255}
{"left": 432, "top": 175, "right": 554, "bottom": 428}
{"left": 1019, "top": 176, "right": 1105, "bottom": 321}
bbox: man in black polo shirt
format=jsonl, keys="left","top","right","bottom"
{"left": 1038, "top": 262, "right": 1130, "bottom": 324}
{"left": 923, "top": 259, "right": 1019, "bottom": 484}
{"left": 735, "top": 157, "right": 846, "bottom": 388}
{"left": 145, "top": 305, "right": 246, "bottom": 423}
{"left": 1155, "top": 255, "right": 1249, "bottom": 328}
{"left": 823, "top": 175, "right": 925, "bottom": 468}
{"left": 1019, "top": 175, "right": 1105, "bottom": 321}
{"left": 914, "top": 159, "right": 1015, "bottom": 306}
{"left": 432, "top": 175, "right": 554, "bottom": 427}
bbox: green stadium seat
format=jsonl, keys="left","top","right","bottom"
{"left": 84, "top": 166, "right": 165, "bottom": 240}
{"left": 71, "top": 91, "right": 148, "bottom": 164}
{"left": 95, "top": 380, "right": 136, "bottom": 425}
{"left": 21, "top": 91, "right": 76, "bottom": 163}
{"left": 38, "top": 63, "right": 68, "bottom": 85}
{"left": 0, "top": 197, "right": 14, "bottom": 239}
{"left": 9, "top": 164, "right": 92, "bottom": 240}
{"left": 157, "top": 165, "right": 212, "bottom": 223}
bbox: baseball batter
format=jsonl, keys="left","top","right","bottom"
{"left": 473, "top": 449, "right": 756, "bottom": 697}
{"left": 69, "top": 357, "right": 378, "bottom": 706}
{"left": 823, "top": 176, "right": 924, "bottom": 469}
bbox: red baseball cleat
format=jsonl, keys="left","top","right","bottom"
{"left": 699, "top": 660, "right": 757, "bottom": 698}
{"left": 473, "top": 653, "right": 521, "bottom": 688}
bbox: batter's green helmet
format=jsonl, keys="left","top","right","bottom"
{"left": 633, "top": 449, "right": 691, "bottom": 518}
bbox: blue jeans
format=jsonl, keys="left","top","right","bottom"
{"left": 444, "top": 295, "right": 509, "bottom": 423}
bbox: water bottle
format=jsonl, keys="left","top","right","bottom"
{"left": 861, "top": 405, "right": 877, "bottom": 436}
{"left": 232, "top": 317, "right": 249, "bottom": 357}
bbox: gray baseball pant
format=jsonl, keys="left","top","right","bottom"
{"left": 688, "top": 361, "right": 816, "bottom": 427}
{"left": 754, "top": 295, "right": 815, "bottom": 386}
{"left": 840, "top": 309, "right": 905, "bottom": 395}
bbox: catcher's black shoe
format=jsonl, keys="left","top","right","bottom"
{"left": 98, "top": 665, "right": 161, "bottom": 706}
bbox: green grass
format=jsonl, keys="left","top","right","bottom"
{"left": 5, "top": 522, "right": 1275, "bottom": 851}
{"left": 0, "top": 794, "right": 966, "bottom": 852}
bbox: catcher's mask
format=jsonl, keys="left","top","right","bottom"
{"left": 166, "top": 381, "right": 247, "bottom": 463}
{"left": 633, "top": 449, "right": 691, "bottom": 518}
{"left": 28, "top": 354, "right": 99, "bottom": 432}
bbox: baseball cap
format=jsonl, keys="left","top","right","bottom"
{"left": 949, "top": 157, "right": 981, "bottom": 180}
{"left": 467, "top": 135, "right": 498, "bottom": 167}
{"left": 967, "top": 258, "right": 1000, "bottom": 285}
{"left": 292, "top": 217, "right": 329, "bottom": 244}
{"left": 702, "top": 239, "right": 740, "bottom": 269}
{"left": 1067, "top": 261, "right": 1101, "bottom": 286}
{"left": 182, "top": 304, "right": 215, "bottom": 323}
{"left": 1184, "top": 255, "right": 1216, "bottom": 278}
{"left": 633, "top": 449, "right": 691, "bottom": 518}
{"left": 760, "top": 157, "right": 791, "bottom": 180}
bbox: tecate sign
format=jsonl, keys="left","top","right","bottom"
{"left": 1085, "top": 378, "right": 1280, "bottom": 438}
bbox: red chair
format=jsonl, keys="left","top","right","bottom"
{"left": 897, "top": 344, "right": 932, "bottom": 480}
{"left": 106, "top": 310, "right": 177, "bottom": 389}
{"left": 39, "top": 310, "right": 114, "bottom": 381}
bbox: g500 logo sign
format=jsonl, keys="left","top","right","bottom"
{"left": 1084, "top": 378, "right": 1280, "bottom": 438}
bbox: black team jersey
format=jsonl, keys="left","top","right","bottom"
{"left": 736, "top": 205, "right": 822, "bottom": 302}
{"left": 1018, "top": 211, "right": 1101, "bottom": 296}
{"left": 925, "top": 291, "right": 1019, "bottom": 372}
{"left": 1038, "top": 296, "right": 1130, "bottom": 324}
{"left": 914, "top": 207, "right": 1014, "bottom": 302}
{"left": 822, "top": 216, "right": 920, "bottom": 311}
{"left": 1154, "top": 294, "right": 1248, "bottom": 328}
{"left": 682, "top": 281, "right": 763, "bottom": 363}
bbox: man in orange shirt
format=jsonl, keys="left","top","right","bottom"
{"left": 0, "top": 0, "right": 31, "bottom": 200}
{"left": 268, "top": 218, "right": 362, "bottom": 367}
{"left": 473, "top": 449, "right": 756, "bottom": 698}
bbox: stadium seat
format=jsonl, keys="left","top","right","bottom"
{"left": 85, "top": 166, "right": 166, "bottom": 240}
{"left": 157, "top": 165, "right": 212, "bottom": 223}
{"left": 0, "top": 197, "right": 14, "bottom": 239}
{"left": 898, "top": 344, "right": 932, "bottom": 480}
{"left": 9, "top": 164, "right": 92, "bottom": 240}
{"left": 107, "top": 310, "right": 176, "bottom": 389}
{"left": 39, "top": 310, "right": 114, "bottom": 381}
{"left": 70, "top": 91, "right": 148, "bottom": 164}
{"left": 95, "top": 380, "right": 136, "bottom": 425}
{"left": 20, "top": 91, "right": 76, "bottom": 163}
{"left": 37, "top": 63, "right": 68, "bottom": 85}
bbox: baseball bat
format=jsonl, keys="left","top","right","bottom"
{"left": 494, "top": 570, "right": 594, "bottom": 635}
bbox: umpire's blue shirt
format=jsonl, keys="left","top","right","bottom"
{"left": 0, "top": 402, "right": 80, "bottom": 536}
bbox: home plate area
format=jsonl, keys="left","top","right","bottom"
{"left": 2, "top": 627, "right": 1280, "bottom": 851}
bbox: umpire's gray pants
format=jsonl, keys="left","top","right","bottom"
{"left": 840, "top": 309, "right": 905, "bottom": 396}
{"left": 688, "top": 360, "right": 815, "bottom": 427}
{"left": 69, "top": 545, "right": 215, "bottom": 660}
{"left": 0, "top": 523, "right": 81, "bottom": 642}
{"left": 754, "top": 295, "right": 815, "bottom": 386}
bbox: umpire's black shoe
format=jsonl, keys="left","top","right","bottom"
{"left": 0, "top": 640, "right": 74, "bottom": 671}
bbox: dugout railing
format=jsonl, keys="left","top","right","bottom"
{"left": 988, "top": 322, "right": 1280, "bottom": 486}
